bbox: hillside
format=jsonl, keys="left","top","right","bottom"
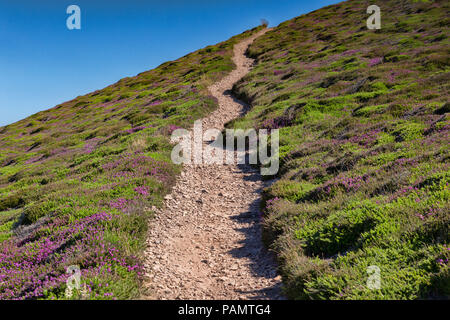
{"left": 1, "top": 0, "right": 449, "bottom": 301}
{"left": 229, "top": 0, "right": 449, "bottom": 299}
{"left": 0, "top": 26, "right": 264, "bottom": 299}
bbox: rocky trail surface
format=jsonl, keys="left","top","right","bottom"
{"left": 142, "top": 29, "right": 283, "bottom": 300}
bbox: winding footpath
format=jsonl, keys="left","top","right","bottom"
{"left": 142, "top": 29, "right": 283, "bottom": 300}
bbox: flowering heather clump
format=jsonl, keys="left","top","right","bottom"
{"left": 265, "top": 197, "right": 280, "bottom": 209}
{"left": 388, "top": 185, "right": 420, "bottom": 202}
{"left": 0, "top": 212, "right": 141, "bottom": 300}
{"left": 437, "top": 258, "right": 449, "bottom": 266}
{"left": 109, "top": 198, "right": 129, "bottom": 212}
{"left": 387, "top": 69, "right": 413, "bottom": 82}
{"left": 273, "top": 69, "right": 284, "bottom": 76}
{"left": 124, "top": 125, "right": 152, "bottom": 134}
{"left": 341, "top": 49, "right": 360, "bottom": 56}
{"left": 275, "top": 51, "right": 289, "bottom": 59}
{"left": 321, "top": 174, "right": 371, "bottom": 193}
{"left": 368, "top": 57, "right": 383, "bottom": 67}
{"left": 148, "top": 100, "right": 162, "bottom": 106}
{"left": 50, "top": 147, "right": 70, "bottom": 157}
{"left": 260, "top": 116, "right": 291, "bottom": 130}
{"left": 83, "top": 138, "right": 102, "bottom": 154}
{"left": 392, "top": 157, "right": 419, "bottom": 168}
{"left": 25, "top": 154, "right": 45, "bottom": 164}
{"left": 348, "top": 129, "right": 381, "bottom": 147}
{"left": 103, "top": 152, "right": 175, "bottom": 184}
{"left": 83, "top": 143, "right": 96, "bottom": 154}
{"left": 167, "top": 124, "right": 182, "bottom": 135}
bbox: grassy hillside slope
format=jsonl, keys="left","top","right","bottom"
{"left": 0, "top": 26, "right": 264, "bottom": 300}
{"left": 229, "top": 0, "right": 449, "bottom": 299}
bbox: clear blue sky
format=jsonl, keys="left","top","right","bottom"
{"left": 0, "top": 0, "right": 340, "bottom": 127}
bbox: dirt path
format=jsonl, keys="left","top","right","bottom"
{"left": 142, "top": 29, "right": 283, "bottom": 300}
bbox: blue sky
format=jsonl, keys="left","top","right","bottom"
{"left": 0, "top": 0, "right": 340, "bottom": 127}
